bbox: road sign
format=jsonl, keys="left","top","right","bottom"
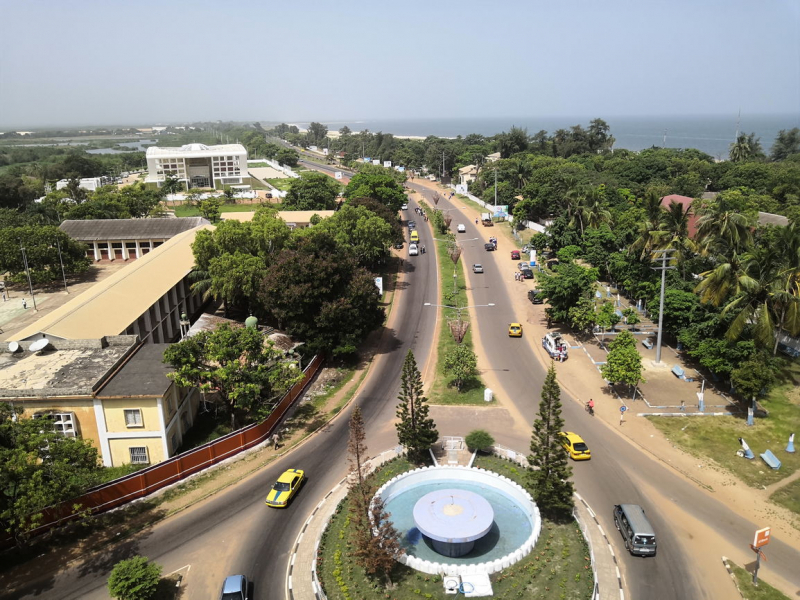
{"left": 753, "top": 527, "right": 771, "bottom": 548}
{"left": 620, "top": 405, "right": 628, "bottom": 413}
{"left": 334, "top": 171, "right": 342, "bottom": 179}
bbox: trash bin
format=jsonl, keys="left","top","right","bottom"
{"left": 484, "top": 388, "right": 494, "bottom": 403}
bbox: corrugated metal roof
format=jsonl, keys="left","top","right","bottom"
{"left": 60, "top": 217, "right": 210, "bottom": 241}
{"left": 10, "top": 226, "right": 212, "bottom": 342}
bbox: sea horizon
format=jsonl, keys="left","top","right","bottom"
{"left": 288, "top": 113, "right": 800, "bottom": 159}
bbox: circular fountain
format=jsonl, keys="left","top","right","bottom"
{"left": 413, "top": 488, "right": 494, "bottom": 557}
{"left": 376, "top": 465, "right": 541, "bottom": 575}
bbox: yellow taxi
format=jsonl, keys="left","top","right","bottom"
{"left": 508, "top": 323, "right": 523, "bottom": 337}
{"left": 265, "top": 468, "right": 305, "bottom": 507}
{"left": 559, "top": 432, "right": 591, "bottom": 460}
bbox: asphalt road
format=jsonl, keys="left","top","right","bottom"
{"left": 6, "top": 195, "right": 438, "bottom": 600}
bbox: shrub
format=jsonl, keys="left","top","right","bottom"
{"left": 107, "top": 556, "right": 162, "bottom": 600}
{"left": 465, "top": 429, "right": 495, "bottom": 452}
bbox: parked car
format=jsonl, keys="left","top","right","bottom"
{"left": 510, "top": 250, "right": 520, "bottom": 260}
{"left": 508, "top": 322, "right": 523, "bottom": 337}
{"left": 521, "top": 268, "right": 533, "bottom": 279}
{"left": 472, "top": 263, "right": 484, "bottom": 273}
{"left": 393, "top": 241, "right": 404, "bottom": 249}
{"left": 220, "top": 575, "right": 249, "bottom": 600}
{"left": 518, "top": 261, "right": 530, "bottom": 271}
{"left": 484, "top": 242, "right": 496, "bottom": 251}
{"left": 401, "top": 203, "right": 408, "bottom": 210}
{"left": 559, "top": 431, "right": 591, "bottom": 460}
{"left": 409, "top": 243, "right": 419, "bottom": 256}
{"left": 528, "top": 289, "right": 544, "bottom": 304}
{"left": 457, "top": 223, "right": 466, "bottom": 233}
{"left": 265, "top": 468, "right": 305, "bottom": 508}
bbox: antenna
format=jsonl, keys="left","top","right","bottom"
{"left": 735, "top": 108, "right": 741, "bottom": 140}
{"left": 662, "top": 129, "right": 667, "bottom": 147}
{"left": 29, "top": 338, "right": 50, "bottom": 353}
{"left": 8, "top": 341, "right": 20, "bottom": 353}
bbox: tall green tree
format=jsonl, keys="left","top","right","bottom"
{"left": 0, "top": 403, "right": 102, "bottom": 544}
{"left": 283, "top": 171, "right": 341, "bottom": 211}
{"left": 527, "top": 364, "right": 573, "bottom": 520}
{"left": 395, "top": 351, "right": 438, "bottom": 464}
{"left": 163, "top": 323, "right": 304, "bottom": 428}
{"left": 600, "top": 330, "right": 644, "bottom": 398}
{"left": 538, "top": 262, "right": 599, "bottom": 325}
{"left": 770, "top": 128, "right": 800, "bottom": 161}
{"left": 0, "top": 225, "right": 90, "bottom": 285}
{"left": 443, "top": 344, "right": 478, "bottom": 391}
{"left": 343, "top": 171, "right": 407, "bottom": 212}
{"left": 107, "top": 556, "right": 162, "bottom": 600}
{"left": 276, "top": 147, "right": 300, "bottom": 167}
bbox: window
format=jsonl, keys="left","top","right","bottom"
{"left": 124, "top": 409, "right": 143, "bottom": 427}
{"left": 34, "top": 411, "right": 77, "bottom": 437}
{"left": 129, "top": 447, "right": 149, "bottom": 464}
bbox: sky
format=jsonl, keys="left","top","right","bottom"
{"left": 1, "top": 0, "right": 799, "bottom": 128}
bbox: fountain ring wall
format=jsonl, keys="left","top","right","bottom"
{"left": 375, "top": 465, "right": 542, "bottom": 576}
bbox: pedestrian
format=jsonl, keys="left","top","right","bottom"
{"left": 619, "top": 405, "right": 627, "bottom": 425}
{"left": 22, "top": 298, "right": 27, "bottom": 309}
{"left": 514, "top": 272, "right": 519, "bottom": 282}
{"left": 475, "top": 217, "right": 478, "bottom": 225}
{"left": 680, "top": 400, "right": 686, "bottom": 412}
{"left": 422, "top": 245, "right": 426, "bottom": 254}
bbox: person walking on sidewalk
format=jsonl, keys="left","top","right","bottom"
{"left": 22, "top": 298, "right": 27, "bottom": 310}
{"left": 619, "top": 405, "right": 627, "bottom": 425}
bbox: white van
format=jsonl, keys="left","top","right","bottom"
{"left": 409, "top": 243, "right": 419, "bottom": 256}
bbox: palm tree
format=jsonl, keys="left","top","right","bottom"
{"left": 582, "top": 187, "right": 612, "bottom": 230}
{"left": 729, "top": 134, "right": 752, "bottom": 162}
{"left": 510, "top": 158, "right": 532, "bottom": 190}
{"left": 694, "top": 196, "right": 753, "bottom": 258}
{"left": 651, "top": 201, "right": 699, "bottom": 274}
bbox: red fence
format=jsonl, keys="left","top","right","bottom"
{"left": 6, "top": 354, "right": 323, "bottom": 546}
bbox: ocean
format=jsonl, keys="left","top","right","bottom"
{"left": 294, "top": 114, "right": 800, "bottom": 159}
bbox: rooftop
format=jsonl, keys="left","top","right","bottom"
{"left": 10, "top": 225, "right": 212, "bottom": 342}
{"left": 146, "top": 143, "right": 247, "bottom": 159}
{"left": 0, "top": 338, "right": 136, "bottom": 398}
{"left": 60, "top": 217, "right": 209, "bottom": 241}
{"left": 97, "top": 343, "right": 174, "bottom": 398}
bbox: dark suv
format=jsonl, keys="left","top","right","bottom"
{"left": 528, "top": 289, "right": 543, "bottom": 304}
{"left": 221, "top": 575, "right": 249, "bottom": 600}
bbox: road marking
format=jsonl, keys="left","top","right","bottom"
{"left": 291, "top": 554, "right": 296, "bottom": 567}
{"left": 597, "top": 524, "right": 605, "bottom": 536}
{"left": 288, "top": 575, "right": 292, "bottom": 589}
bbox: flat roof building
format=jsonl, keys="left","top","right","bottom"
{"left": 145, "top": 143, "right": 249, "bottom": 190}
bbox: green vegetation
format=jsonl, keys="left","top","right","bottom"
{"left": 318, "top": 454, "right": 593, "bottom": 600}
{"left": 647, "top": 360, "right": 800, "bottom": 488}
{"left": 395, "top": 350, "right": 439, "bottom": 464}
{"left": 465, "top": 429, "right": 495, "bottom": 451}
{"left": 427, "top": 208, "right": 487, "bottom": 405}
{"left": 770, "top": 478, "right": 800, "bottom": 515}
{"left": 107, "top": 556, "right": 162, "bottom": 600}
{"left": 283, "top": 171, "right": 341, "bottom": 210}
{"left": 264, "top": 177, "right": 294, "bottom": 191}
{"left": 729, "top": 560, "right": 791, "bottom": 600}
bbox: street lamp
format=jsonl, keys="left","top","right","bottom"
{"left": 424, "top": 302, "right": 495, "bottom": 344}
{"left": 651, "top": 248, "right": 676, "bottom": 365}
{"left": 19, "top": 241, "right": 37, "bottom": 311}
{"left": 433, "top": 237, "right": 479, "bottom": 295}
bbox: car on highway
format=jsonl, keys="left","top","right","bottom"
{"left": 220, "top": 574, "right": 249, "bottom": 600}
{"left": 508, "top": 322, "right": 523, "bottom": 337}
{"left": 265, "top": 468, "right": 305, "bottom": 508}
{"left": 401, "top": 203, "right": 408, "bottom": 210}
{"left": 408, "top": 220, "right": 417, "bottom": 230}
{"left": 518, "top": 261, "right": 529, "bottom": 271}
{"left": 484, "top": 242, "right": 496, "bottom": 251}
{"left": 510, "top": 250, "right": 520, "bottom": 260}
{"left": 410, "top": 230, "right": 419, "bottom": 243}
{"left": 457, "top": 223, "right": 467, "bottom": 233}
{"left": 614, "top": 504, "right": 657, "bottom": 556}
{"left": 559, "top": 431, "right": 591, "bottom": 460}
{"left": 472, "top": 263, "right": 484, "bottom": 273}
{"left": 409, "top": 243, "right": 419, "bottom": 256}
{"left": 521, "top": 268, "right": 533, "bottom": 279}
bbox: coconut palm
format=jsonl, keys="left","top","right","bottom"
{"left": 510, "top": 158, "right": 532, "bottom": 190}
{"left": 729, "top": 134, "right": 752, "bottom": 163}
{"left": 694, "top": 196, "right": 753, "bottom": 258}
{"left": 650, "top": 201, "right": 699, "bottom": 274}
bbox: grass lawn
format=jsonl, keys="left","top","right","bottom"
{"left": 423, "top": 201, "right": 487, "bottom": 405}
{"left": 265, "top": 177, "right": 293, "bottom": 191}
{"left": 770, "top": 477, "right": 800, "bottom": 514}
{"left": 646, "top": 359, "right": 800, "bottom": 489}
{"left": 729, "top": 560, "right": 790, "bottom": 600}
{"left": 318, "top": 455, "right": 592, "bottom": 600}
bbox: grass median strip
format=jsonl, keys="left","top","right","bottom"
{"left": 421, "top": 201, "right": 487, "bottom": 405}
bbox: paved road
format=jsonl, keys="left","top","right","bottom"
{"left": 6, "top": 195, "right": 438, "bottom": 600}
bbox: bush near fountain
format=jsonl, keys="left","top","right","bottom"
{"left": 317, "top": 455, "right": 593, "bottom": 600}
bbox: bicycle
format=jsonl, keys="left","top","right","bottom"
{"left": 585, "top": 402, "right": 595, "bottom": 416}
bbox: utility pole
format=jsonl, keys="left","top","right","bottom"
{"left": 442, "top": 150, "right": 445, "bottom": 180}
{"left": 19, "top": 242, "right": 37, "bottom": 311}
{"left": 652, "top": 249, "right": 676, "bottom": 364}
{"left": 494, "top": 168, "right": 498, "bottom": 209}
{"left": 55, "top": 239, "right": 69, "bottom": 293}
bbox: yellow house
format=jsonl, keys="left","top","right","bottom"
{"left": 0, "top": 337, "right": 197, "bottom": 467}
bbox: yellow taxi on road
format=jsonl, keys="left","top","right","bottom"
{"left": 508, "top": 323, "right": 523, "bottom": 337}
{"left": 559, "top": 432, "right": 591, "bottom": 460}
{"left": 265, "top": 468, "right": 305, "bottom": 507}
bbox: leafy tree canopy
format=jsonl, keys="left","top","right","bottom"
{"left": 283, "top": 171, "right": 341, "bottom": 211}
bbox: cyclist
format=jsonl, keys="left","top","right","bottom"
{"left": 586, "top": 398, "right": 595, "bottom": 416}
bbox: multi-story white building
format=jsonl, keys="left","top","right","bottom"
{"left": 145, "top": 143, "right": 249, "bottom": 189}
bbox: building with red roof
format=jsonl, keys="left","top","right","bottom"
{"left": 660, "top": 194, "right": 698, "bottom": 238}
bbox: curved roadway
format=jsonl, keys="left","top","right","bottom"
{"left": 10, "top": 163, "right": 800, "bottom": 600}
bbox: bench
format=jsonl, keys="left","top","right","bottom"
{"left": 671, "top": 365, "right": 685, "bottom": 379}
{"left": 760, "top": 449, "right": 782, "bottom": 470}
{"left": 642, "top": 339, "right": 654, "bottom": 350}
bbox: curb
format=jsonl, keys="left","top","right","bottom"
{"left": 721, "top": 556, "right": 747, "bottom": 600}
{"left": 575, "top": 492, "right": 624, "bottom": 600}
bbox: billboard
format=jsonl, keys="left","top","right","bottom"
{"left": 384, "top": 160, "right": 392, "bottom": 168}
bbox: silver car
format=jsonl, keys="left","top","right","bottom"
{"left": 472, "top": 263, "right": 484, "bottom": 273}
{"left": 220, "top": 575, "right": 249, "bottom": 600}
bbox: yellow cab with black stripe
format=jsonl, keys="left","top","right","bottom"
{"left": 265, "top": 468, "right": 305, "bottom": 507}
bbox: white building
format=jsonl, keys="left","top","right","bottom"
{"left": 145, "top": 143, "right": 249, "bottom": 190}
{"left": 56, "top": 177, "right": 103, "bottom": 192}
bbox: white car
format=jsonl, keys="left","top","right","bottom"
{"left": 409, "top": 243, "right": 419, "bottom": 256}
{"left": 401, "top": 204, "right": 408, "bottom": 211}
{"left": 472, "top": 263, "right": 484, "bottom": 273}
{"left": 457, "top": 224, "right": 466, "bottom": 233}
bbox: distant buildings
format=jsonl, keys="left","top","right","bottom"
{"left": 56, "top": 177, "right": 103, "bottom": 192}
{"left": 145, "top": 143, "right": 249, "bottom": 189}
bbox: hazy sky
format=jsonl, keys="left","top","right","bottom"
{"left": 1, "top": 0, "right": 798, "bottom": 128}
